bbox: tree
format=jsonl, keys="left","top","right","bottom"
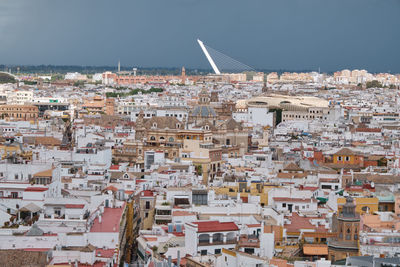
{"left": 0, "top": 73, "right": 16, "bottom": 84}
{"left": 195, "top": 165, "right": 203, "bottom": 176}
{"left": 366, "top": 80, "right": 383, "bottom": 89}
{"left": 73, "top": 80, "right": 85, "bottom": 87}
{"left": 378, "top": 157, "right": 387, "bottom": 167}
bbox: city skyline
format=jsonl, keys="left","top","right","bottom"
{"left": 1, "top": 0, "right": 400, "bottom": 72}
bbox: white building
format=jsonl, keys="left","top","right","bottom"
{"left": 185, "top": 220, "right": 239, "bottom": 256}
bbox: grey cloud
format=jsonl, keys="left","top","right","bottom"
{"left": 0, "top": 0, "right": 399, "bottom": 72}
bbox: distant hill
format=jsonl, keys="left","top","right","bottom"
{"left": 0, "top": 65, "right": 318, "bottom": 76}
{"left": 0, "top": 65, "right": 212, "bottom": 76}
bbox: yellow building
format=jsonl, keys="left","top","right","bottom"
{"left": 213, "top": 180, "right": 273, "bottom": 206}
{"left": 337, "top": 197, "right": 378, "bottom": 215}
{"left": 332, "top": 148, "right": 363, "bottom": 165}
{"left": 0, "top": 139, "right": 32, "bottom": 162}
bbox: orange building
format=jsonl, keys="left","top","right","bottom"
{"left": 105, "top": 98, "right": 115, "bottom": 115}
{"left": 332, "top": 148, "right": 364, "bottom": 165}
{"left": 81, "top": 96, "right": 115, "bottom": 115}
{"left": 0, "top": 105, "right": 38, "bottom": 121}
{"left": 102, "top": 68, "right": 196, "bottom": 86}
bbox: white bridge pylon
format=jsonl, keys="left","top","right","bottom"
{"left": 197, "top": 39, "right": 221, "bottom": 75}
{"left": 197, "top": 39, "right": 255, "bottom": 75}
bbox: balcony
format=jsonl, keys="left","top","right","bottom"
{"left": 238, "top": 235, "right": 260, "bottom": 248}
{"left": 198, "top": 232, "right": 238, "bottom": 247}
{"left": 198, "top": 239, "right": 237, "bottom": 246}
{"left": 155, "top": 214, "right": 172, "bottom": 221}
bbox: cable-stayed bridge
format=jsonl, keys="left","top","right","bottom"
{"left": 197, "top": 39, "right": 255, "bottom": 74}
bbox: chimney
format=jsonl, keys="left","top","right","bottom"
{"left": 177, "top": 250, "right": 181, "bottom": 267}
{"left": 168, "top": 256, "right": 172, "bottom": 267}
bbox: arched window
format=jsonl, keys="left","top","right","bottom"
{"left": 199, "top": 234, "right": 209, "bottom": 244}
{"left": 150, "top": 136, "right": 156, "bottom": 141}
{"left": 169, "top": 137, "right": 174, "bottom": 142}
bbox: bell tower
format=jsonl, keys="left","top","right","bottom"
{"left": 181, "top": 66, "right": 186, "bottom": 84}
{"left": 135, "top": 110, "right": 145, "bottom": 141}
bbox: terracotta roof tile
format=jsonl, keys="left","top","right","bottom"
{"left": 193, "top": 221, "right": 239, "bottom": 233}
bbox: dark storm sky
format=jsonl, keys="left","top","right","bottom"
{"left": 1, "top": 0, "right": 400, "bottom": 72}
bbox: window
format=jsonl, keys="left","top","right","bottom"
{"left": 214, "top": 249, "right": 221, "bottom": 254}
{"left": 282, "top": 203, "right": 286, "bottom": 208}
{"left": 11, "top": 192, "right": 18, "bottom": 198}
{"left": 14, "top": 174, "right": 18, "bottom": 180}
{"left": 54, "top": 208, "right": 61, "bottom": 216}
{"left": 200, "top": 250, "right": 207, "bottom": 256}
{"left": 338, "top": 156, "right": 342, "bottom": 161}
{"left": 345, "top": 156, "right": 350, "bottom": 161}
{"left": 145, "top": 201, "right": 150, "bottom": 209}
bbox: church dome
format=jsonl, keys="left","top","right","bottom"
{"left": 192, "top": 106, "right": 217, "bottom": 118}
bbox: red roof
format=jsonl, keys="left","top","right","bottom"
{"left": 65, "top": 204, "right": 85, "bottom": 209}
{"left": 285, "top": 213, "right": 327, "bottom": 232}
{"left": 22, "top": 248, "right": 51, "bottom": 252}
{"left": 110, "top": 165, "right": 120, "bottom": 170}
{"left": 90, "top": 205, "right": 125, "bottom": 233}
{"left": 141, "top": 190, "right": 154, "bottom": 197}
{"left": 193, "top": 221, "right": 239, "bottom": 233}
{"left": 96, "top": 248, "right": 114, "bottom": 258}
{"left": 24, "top": 187, "right": 48, "bottom": 192}
{"left": 247, "top": 224, "right": 261, "bottom": 228}
{"left": 173, "top": 210, "right": 195, "bottom": 216}
{"left": 105, "top": 185, "right": 118, "bottom": 192}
